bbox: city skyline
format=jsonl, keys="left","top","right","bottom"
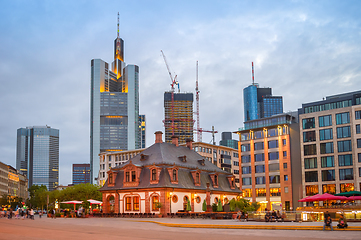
{"left": 1, "top": 1, "right": 361, "bottom": 185}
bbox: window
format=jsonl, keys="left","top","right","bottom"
{"left": 233, "top": 161, "right": 239, "bottom": 166}
{"left": 336, "top": 112, "right": 350, "bottom": 125}
{"left": 339, "top": 154, "right": 353, "bottom": 166}
{"left": 241, "top": 144, "right": 250, "bottom": 152}
{"left": 269, "top": 163, "right": 279, "bottom": 172}
{"left": 304, "top": 144, "right": 316, "bottom": 156}
{"left": 241, "top": 133, "right": 250, "bottom": 140}
{"left": 284, "top": 187, "right": 289, "bottom": 193}
{"left": 322, "top": 184, "right": 336, "bottom": 194}
{"left": 359, "top": 153, "right": 361, "bottom": 162}
{"left": 340, "top": 183, "right": 354, "bottom": 193}
{"left": 319, "top": 115, "right": 332, "bottom": 127}
{"left": 337, "top": 126, "right": 351, "bottom": 138}
{"left": 254, "top": 131, "right": 264, "bottom": 139}
{"left": 254, "top": 142, "right": 264, "bottom": 150}
{"left": 319, "top": 129, "right": 333, "bottom": 141}
{"left": 284, "top": 175, "right": 288, "bottom": 181}
{"left": 256, "top": 188, "right": 266, "bottom": 197}
{"left": 357, "top": 125, "right": 360, "bottom": 134}
{"left": 321, "top": 156, "right": 334, "bottom": 168}
{"left": 255, "top": 165, "right": 265, "bottom": 173}
{"left": 339, "top": 168, "right": 353, "bottom": 180}
{"left": 173, "top": 169, "right": 177, "bottom": 181}
{"left": 242, "top": 188, "right": 252, "bottom": 197}
{"left": 269, "top": 175, "right": 280, "bottom": 183}
{"left": 254, "top": 153, "right": 264, "bottom": 162}
{"left": 242, "top": 177, "right": 252, "bottom": 185}
{"left": 320, "top": 142, "right": 334, "bottom": 154}
{"left": 359, "top": 168, "right": 361, "bottom": 177}
{"left": 152, "top": 196, "right": 159, "bottom": 211}
{"left": 195, "top": 172, "right": 200, "bottom": 184}
{"left": 283, "top": 163, "right": 287, "bottom": 169}
{"left": 255, "top": 176, "right": 266, "bottom": 184}
{"left": 109, "top": 173, "right": 113, "bottom": 184}
{"left": 283, "top": 151, "right": 287, "bottom": 157}
{"left": 214, "top": 175, "right": 218, "bottom": 185}
{"left": 270, "top": 188, "right": 281, "bottom": 196}
{"left": 241, "top": 155, "right": 251, "bottom": 163}
{"left": 242, "top": 166, "right": 251, "bottom": 174}
{"left": 283, "top": 139, "right": 286, "bottom": 146}
{"left": 338, "top": 140, "right": 352, "bottom": 152}
{"left": 355, "top": 110, "right": 361, "bottom": 119}
{"left": 305, "top": 171, "right": 318, "bottom": 182}
{"left": 305, "top": 157, "right": 317, "bottom": 169}
{"left": 306, "top": 185, "right": 319, "bottom": 196}
{"left": 358, "top": 139, "right": 361, "bottom": 148}
{"left": 151, "top": 169, "right": 157, "bottom": 181}
{"left": 126, "top": 172, "right": 130, "bottom": 182}
{"left": 125, "top": 197, "right": 132, "bottom": 211}
{"left": 133, "top": 196, "right": 139, "bottom": 211}
{"left": 234, "top": 170, "right": 239, "bottom": 174}
{"left": 303, "top": 131, "right": 316, "bottom": 142}
{"left": 303, "top": 118, "right": 315, "bottom": 129}
{"left": 322, "top": 170, "right": 335, "bottom": 181}
{"left": 268, "top": 140, "right": 278, "bottom": 149}
{"left": 268, "top": 128, "right": 278, "bottom": 137}
{"left": 131, "top": 171, "right": 136, "bottom": 182}
{"left": 268, "top": 152, "right": 279, "bottom": 160}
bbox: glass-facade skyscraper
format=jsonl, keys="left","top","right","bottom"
{"left": 72, "top": 164, "right": 91, "bottom": 185}
{"left": 90, "top": 15, "right": 144, "bottom": 184}
{"left": 16, "top": 126, "right": 59, "bottom": 191}
{"left": 243, "top": 83, "right": 283, "bottom": 122}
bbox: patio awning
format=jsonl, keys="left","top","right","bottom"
{"left": 335, "top": 191, "right": 361, "bottom": 197}
{"left": 87, "top": 199, "right": 102, "bottom": 205}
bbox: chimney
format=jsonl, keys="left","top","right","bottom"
{"left": 171, "top": 135, "right": 179, "bottom": 147}
{"left": 154, "top": 131, "right": 163, "bottom": 143}
{"left": 186, "top": 138, "right": 193, "bottom": 150}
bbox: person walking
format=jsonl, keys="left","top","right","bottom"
{"left": 39, "top": 210, "right": 42, "bottom": 219}
{"left": 30, "top": 209, "right": 34, "bottom": 220}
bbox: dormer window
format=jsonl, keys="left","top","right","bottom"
{"left": 109, "top": 173, "right": 113, "bottom": 184}
{"left": 152, "top": 169, "right": 156, "bottom": 180}
{"left": 198, "top": 159, "right": 205, "bottom": 166}
{"left": 140, "top": 154, "right": 148, "bottom": 161}
{"left": 126, "top": 172, "right": 130, "bottom": 182}
{"left": 173, "top": 169, "right": 177, "bottom": 181}
{"left": 214, "top": 175, "right": 218, "bottom": 185}
{"left": 178, "top": 155, "right": 187, "bottom": 162}
{"left": 196, "top": 172, "right": 200, "bottom": 184}
{"left": 131, "top": 171, "right": 136, "bottom": 181}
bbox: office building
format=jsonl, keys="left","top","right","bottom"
{"left": 164, "top": 92, "right": 193, "bottom": 145}
{"left": 16, "top": 126, "right": 59, "bottom": 191}
{"left": 0, "top": 162, "right": 28, "bottom": 200}
{"left": 219, "top": 132, "right": 238, "bottom": 149}
{"left": 72, "top": 164, "right": 91, "bottom": 185}
{"left": 236, "top": 113, "right": 301, "bottom": 211}
{"left": 299, "top": 90, "right": 361, "bottom": 201}
{"left": 139, "top": 115, "right": 146, "bottom": 149}
{"left": 243, "top": 83, "right": 283, "bottom": 122}
{"left": 188, "top": 142, "right": 240, "bottom": 187}
{"left": 90, "top": 15, "right": 144, "bottom": 184}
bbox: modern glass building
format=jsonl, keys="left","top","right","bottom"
{"left": 90, "top": 17, "right": 144, "bottom": 184}
{"left": 139, "top": 115, "right": 146, "bottom": 149}
{"left": 243, "top": 83, "right": 283, "bottom": 122}
{"left": 72, "top": 164, "right": 91, "bottom": 185}
{"left": 16, "top": 126, "right": 59, "bottom": 191}
{"left": 219, "top": 132, "right": 238, "bottom": 149}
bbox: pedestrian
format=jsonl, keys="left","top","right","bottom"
{"left": 30, "top": 209, "right": 34, "bottom": 220}
{"left": 52, "top": 209, "right": 56, "bottom": 219}
{"left": 21, "top": 209, "right": 25, "bottom": 220}
{"left": 265, "top": 211, "right": 270, "bottom": 222}
{"left": 236, "top": 210, "right": 241, "bottom": 221}
{"left": 337, "top": 214, "right": 348, "bottom": 229}
{"left": 323, "top": 216, "right": 333, "bottom": 231}
{"left": 39, "top": 210, "right": 42, "bottom": 219}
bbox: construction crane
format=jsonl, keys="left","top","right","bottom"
{"left": 194, "top": 61, "right": 218, "bottom": 144}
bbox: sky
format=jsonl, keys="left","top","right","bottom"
{"left": 1, "top": 0, "right": 360, "bottom": 185}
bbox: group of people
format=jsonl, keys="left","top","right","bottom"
{"left": 236, "top": 210, "right": 248, "bottom": 221}
{"left": 0, "top": 208, "right": 37, "bottom": 220}
{"left": 265, "top": 210, "right": 285, "bottom": 222}
{"left": 323, "top": 211, "right": 348, "bottom": 231}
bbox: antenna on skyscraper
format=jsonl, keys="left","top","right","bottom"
{"left": 252, "top": 62, "right": 255, "bottom": 85}
{"left": 117, "top": 12, "right": 120, "bottom": 38}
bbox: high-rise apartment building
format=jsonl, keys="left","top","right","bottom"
{"left": 299, "top": 90, "right": 361, "bottom": 201}
{"left": 164, "top": 92, "right": 193, "bottom": 145}
{"left": 90, "top": 15, "right": 144, "bottom": 183}
{"left": 16, "top": 126, "right": 59, "bottom": 191}
{"left": 0, "top": 162, "right": 28, "bottom": 200}
{"left": 236, "top": 113, "right": 301, "bottom": 211}
{"left": 219, "top": 132, "right": 238, "bottom": 149}
{"left": 243, "top": 83, "right": 283, "bottom": 122}
{"left": 72, "top": 164, "right": 91, "bottom": 185}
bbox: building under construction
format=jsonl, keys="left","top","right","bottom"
{"left": 164, "top": 92, "right": 194, "bottom": 144}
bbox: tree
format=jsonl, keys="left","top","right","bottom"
{"left": 217, "top": 199, "right": 223, "bottom": 212}
{"left": 229, "top": 198, "right": 236, "bottom": 212}
{"left": 186, "top": 199, "right": 191, "bottom": 211}
{"left": 202, "top": 199, "right": 207, "bottom": 212}
{"left": 28, "top": 185, "right": 47, "bottom": 209}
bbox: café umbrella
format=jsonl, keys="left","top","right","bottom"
{"left": 60, "top": 200, "right": 83, "bottom": 210}
{"left": 335, "top": 191, "right": 361, "bottom": 197}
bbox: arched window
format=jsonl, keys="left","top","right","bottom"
{"left": 152, "top": 169, "right": 157, "bottom": 181}
{"left": 173, "top": 169, "right": 177, "bottom": 181}
{"left": 196, "top": 172, "right": 200, "bottom": 184}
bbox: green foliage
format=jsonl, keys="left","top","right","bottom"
{"left": 211, "top": 203, "right": 217, "bottom": 212}
{"left": 229, "top": 198, "right": 236, "bottom": 212}
{"left": 186, "top": 199, "right": 191, "bottom": 211}
{"left": 155, "top": 202, "right": 162, "bottom": 209}
{"left": 28, "top": 185, "right": 48, "bottom": 209}
{"left": 217, "top": 199, "right": 223, "bottom": 212}
{"left": 202, "top": 199, "right": 207, "bottom": 212}
{"left": 234, "top": 198, "right": 260, "bottom": 213}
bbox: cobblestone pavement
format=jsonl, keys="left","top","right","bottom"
{"left": 0, "top": 216, "right": 360, "bottom": 240}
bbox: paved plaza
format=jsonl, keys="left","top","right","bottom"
{"left": 0, "top": 216, "right": 360, "bottom": 240}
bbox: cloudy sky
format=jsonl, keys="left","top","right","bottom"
{"left": 1, "top": 0, "right": 360, "bottom": 185}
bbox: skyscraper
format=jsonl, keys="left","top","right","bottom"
{"left": 72, "top": 164, "right": 91, "bottom": 185}
{"left": 243, "top": 83, "right": 283, "bottom": 122}
{"left": 90, "top": 14, "right": 143, "bottom": 183}
{"left": 16, "top": 126, "right": 59, "bottom": 191}
{"left": 219, "top": 132, "right": 238, "bottom": 149}
{"left": 164, "top": 92, "right": 194, "bottom": 145}
{"left": 139, "top": 115, "right": 146, "bottom": 149}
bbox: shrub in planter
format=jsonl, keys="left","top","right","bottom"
{"left": 55, "top": 213, "right": 61, "bottom": 218}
